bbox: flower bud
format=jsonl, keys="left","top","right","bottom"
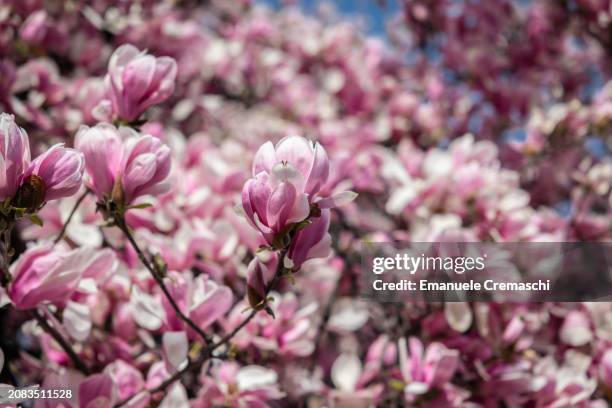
{"left": 246, "top": 258, "right": 270, "bottom": 310}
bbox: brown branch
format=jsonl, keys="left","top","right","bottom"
{"left": 113, "top": 247, "right": 289, "bottom": 408}
{"left": 0, "top": 220, "right": 14, "bottom": 287}
{"left": 31, "top": 308, "right": 91, "bottom": 375}
{"left": 309, "top": 280, "right": 339, "bottom": 370}
{"left": 115, "top": 216, "right": 212, "bottom": 346}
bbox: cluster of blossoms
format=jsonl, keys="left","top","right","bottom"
{"left": 0, "top": 0, "right": 609, "bottom": 407}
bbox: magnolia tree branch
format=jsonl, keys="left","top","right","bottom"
{"left": 31, "top": 308, "right": 91, "bottom": 375}
{"left": 53, "top": 189, "right": 90, "bottom": 244}
{"left": 113, "top": 247, "right": 289, "bottom": 408}
{"left": 210, "top": 247, "right": 288, "bottom": 352}
{"left": 309, "top": 280, "right": 339, "bottom": 370}
{"left": 0, "top": 221, "right": 13, "bottom": 286}
{"left": 114, "top": 215, "right": 212, "bottom": 346}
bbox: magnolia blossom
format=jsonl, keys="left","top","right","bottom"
{"left": 224, "top": 293, "right": 318, "bottom": 357}
{"left": 162, "top": 271, "right": 233, "bottom": 336}
{"left": 328, "top": 352, "right": 385, "bottom": 407}
{"left": 241, "top": 136, "right": 330, "bottom": 245}
{"left": 0, "top": 1, "right": 610, "bottom": 407}
{"left": 242, "top": 136, "right": 355, "bottom": 267}
{"left": 197, "top": 363, "right": 285, "bottom": 406}
{"left": 79, "top": 374, "right": 117, "bottom": 408}
{"left": 104, "top": 44, "right": 177, "bottom": 121}
{"left": 0, "top": 114, "right": 84, "bottom": 211}
{"left": 0, "top": 113, "right": 30, "bottom": 201}
{"left": 399, "top": 337, "right": 461, "bottom": 404}
{"left": 22, "top": 143, "right": 84, "bottom": 203}
{"left": 8, "top": 244, "right": 94, "bottom": 309}
{"left": 75, "top": 123, "right": 171, "bottom": 205}
{"left": 104, "top": 360, "right": 146, "bottom": 402}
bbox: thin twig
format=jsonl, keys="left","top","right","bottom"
{"left": 113, "top": 248, "right": 289, "bottom": 408}
{"left": 115, "top": 216, "right": 212, "bottom": 346}
{"left": 31, "top": 308, "right": 91, "bottom": 375}
{"left": 309, "top": 280, "right": 339, "bottom": 370}
{"left": 53, "top": 190, "right": 89, "bottom": 244}
{"left": 0, "top": 221, "right": 13, "bottom": 286}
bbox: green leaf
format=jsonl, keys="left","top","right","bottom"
{"left": 294, "top": 219, "right": 312, "bottom": 231}
{"left": 28, "top": 214, "right": 43, "bottom": 227}
{"left": 388, "top": 379, "right": 405, "bottom": 391}
{"left": 128, "top": 202, "right": 153, "bottom": 210}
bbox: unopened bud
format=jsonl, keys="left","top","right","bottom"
{"left": 246, "top": 259, "right": 269, "bottom": 310}
{"left": 111, "top": 177, "right": 125, "bottom": 205}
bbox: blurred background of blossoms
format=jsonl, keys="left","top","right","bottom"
{"left": 0, "top": 0, "right": 610, "bottom": 407}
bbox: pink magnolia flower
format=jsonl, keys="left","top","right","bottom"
{"left": 0, "top": 113, "right": 30, "bottom": 201}
{"left": 146, "top": 361, "right": 189, "bottom": 406}
{"left": 19, "top": 11, "right": 68, "bottom": 55}
{"left": 79, "top": 373, "right": 117, "bottom": 408}
{"left": 252, "top": 136, "right": 330, "bottom": 198}
{"left": 8, "top": 244, "right": 95, "bottom": 309}
{"left": 224, "top": 293, "right": 318, "bottom": 357}
{"left": 242, "top": 136, "right": 355, "bottom": 265}
{"left": 328, "top": 352, "right": 384, "bottom": 407}
{"left": 0, "top": 113, "right": 84, "bottom": 211}
{"left": 241, "top": 136, "right": 330, "bottom": 246}
{"left": 398, "top": 337, "right": 460, "bottom": 404}
{"left": 105, "top": 44, "right": 177, "bottom": 122}
{"left": 162, "top": 271, "right": 233, "bottom": 337}
{"left": 75, "top": 123, "right": 171, "bottom": 205}
{"left": 196, "top": 362, "right": 285, "bottom": 407}
{"left": 104, "top": 360, "right": 146, "bottom": 402}
{"left": 22, "top": 143, "right": 84, "bottom": 203}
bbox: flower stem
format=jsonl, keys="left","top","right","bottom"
{"left": 31, "top": 308, "right": 91, "bottom": 375}
{"left": 0, "top": 219, "right": 14, "bottom": 287}
{"left": 114, "top": 215, "right": 212, "bottom": 346}
{"left": 53, "top": 189, "right": 90, "bottom": 244}
{"left": 308, "top": 278, "right": 339, "bottom": 370}
{"left": 113, "top": 247, "right": 289, "bottom": 408}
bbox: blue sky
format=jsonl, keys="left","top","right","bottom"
{"left": 257, "top": 0, "right": 400, "bottom": 37}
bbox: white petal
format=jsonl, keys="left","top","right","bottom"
{"left": 386, "top": 184, "right": 421, "bottom": 215}
{"left": 405, "top": 381, "right": 429, "bottom": 395}
{"left": 317, "top": 191, "right": 358, "bottom": 209}
{"left": 130, "top": 286, "right": 165, "bottom": 331}
{"left": 328, "top": 298, "right": 369, "bottom": 332}
{"left": 236, "top": 365, "right": 278, "bottom": 390}
{"left": 444, "top": 302, "right": 473, "bottom": 333}
{"left": 331, "top": 353, "right": 362, "bottom": 392}
{"left": 162, "top": 331, "right": 188, "bottom": 372}
{"left": 159, "top": 383, "right": 189, "bottom": 408}
{"left": 63, "top": 301, "right": 92, "bottom": 341}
